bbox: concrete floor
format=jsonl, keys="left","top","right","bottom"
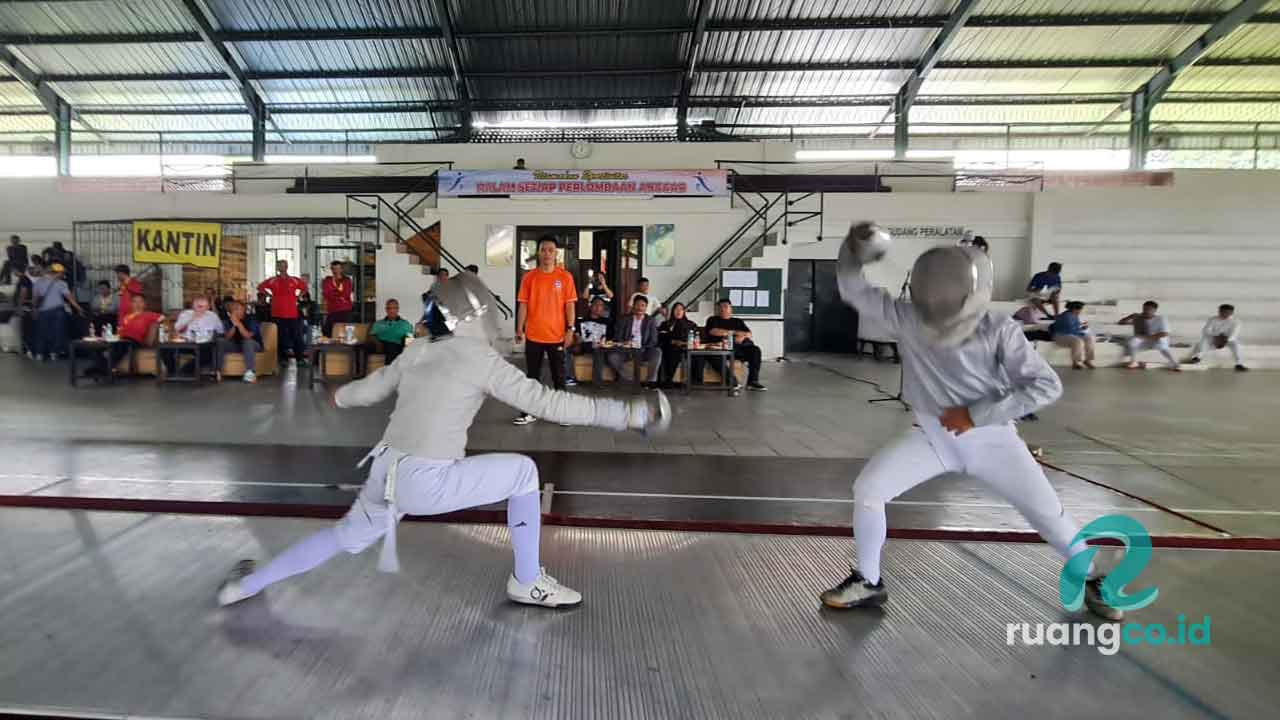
{"left": 2, "top": 352, "right": 1279, "bottom": 718}
{"left": 0, "top": 509, "right": 1276, "bottom": 720}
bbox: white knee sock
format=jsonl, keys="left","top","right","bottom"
{"left": 241, "top": 527, "right": 342, "bottom": 596}
{"left": 853, "top": 500, "right": 888, "bottom": 585}
{"left": 508, "top": 491, "right": 541, "bottom": 584}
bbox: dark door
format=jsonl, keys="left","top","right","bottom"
{"left": 785, "top": 260, "right": 815, "bottom": 352}
{"left": 812, "top": 260, "right": 858, "bottom": 353}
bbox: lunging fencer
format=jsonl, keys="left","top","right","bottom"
{"left": 820, "top": 222, "right": 1119, "bottom": 620}
{"left": 217, "top": 272, "right": 672, "bottom": 609}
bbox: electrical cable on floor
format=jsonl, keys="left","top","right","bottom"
{"left": 803, "top": 359, "right": 900, "bottom": 403}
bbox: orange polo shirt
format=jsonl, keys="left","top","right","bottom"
{"left": 517, "top": 267, "right": 577, "bottom": 344}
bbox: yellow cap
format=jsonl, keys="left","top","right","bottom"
{"left": 49, "top": 262, "right": 66, "bottom": 273}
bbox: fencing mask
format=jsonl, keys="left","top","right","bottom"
{"left": 909, "top": 245, "right": 994, "bottom": 347}
{"left": 435, "top": 271, "right": 501, "bottom": 344}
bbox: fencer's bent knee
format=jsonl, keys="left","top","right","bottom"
{"left": 334, "top": 498, "right": 386, "bottom": 554}
{"left": 514, "top": 455, "right": 539, "bottom": 496}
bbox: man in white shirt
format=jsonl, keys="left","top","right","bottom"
{"left": 164, "top": 296, "right": 225, "bottom": 377}
{"left": 634, "top": 277, "right": 666, "bottom": 318}
{"left": 1186, "top": 304, "right": 1247, "bottom": 371}
{"left": 1119, "top": 300, "right": 1179, "bottom": 371}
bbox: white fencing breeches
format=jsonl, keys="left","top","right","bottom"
{"left": 1191, "top": 334, "right": 1243, "bottom": 365}
{"left": 1125, "top": 336, "right": 1178, "bottom": 367}
{"left": 335, "top": 450, "right": 540, "bottom": 557}
{"left": 851, "top": 415, "right": 1088, "bottom": 585}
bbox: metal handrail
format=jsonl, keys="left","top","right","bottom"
{"left": 348, "top": 193, "right": 513, "bottom": 319}
{"left": 660, "top": 186, "right": 784, "bottom": 311}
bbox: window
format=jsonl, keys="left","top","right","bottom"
{"left": 261, "top": 234, "right": 301, "bottom": 281}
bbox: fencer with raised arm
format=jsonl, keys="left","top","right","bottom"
{"left": 820, "top": 222, "right": 1119, "bottom": 621}
{"left": 217, "top": 272, "right": 671, "bottom": 610}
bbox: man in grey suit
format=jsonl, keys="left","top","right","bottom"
{"left": 606, "top": 294, "right": 662, "bottom": 387}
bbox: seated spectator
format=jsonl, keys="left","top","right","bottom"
{"left": 86, "top": 294, "right": 160, "bottom": 378}
{"left": 1013, "top": 300, "right": 1052, "bottom": 342}
{"left": 1120, "top": 300, "right": 1179, "bottom": 371}
{"left": 164, "top": 296, "right": 224, "bottom": 377}
{"left": 1186, "top": 304, "right": 1247, "bottom": 371}
{"left": 607, "top": 295, "right": 662, "bottom": 387}
{"left": 1026, "top": 262, "right": 1063, "bottom": 318}
{"left": 31, "top": 262, "right": 85, "bottom": 362}
{"left": 464, "top": 264, "right": 480, "bottom": 274}
{"left": 699, "top": 299, "right": 766, "bottom": 391}
{"left": 1050, "top": 301, "right": 1095, "bottom": 370}
{"left": 220, "top": 300, "right": 263, "bottom": 383}
{"left": 657, "top": 302, "right": 698, "bottom": 388}
{"left": 114, "top": 264, "right": 143, "bottom": 327}
{"left": 419, "top": 268, "right": 451, "bottom": 338}
{"left": 513, "top": 158, "right": 527, "bottom": 170}
{"left": 368, "top": 299, "right": 415, "bottom": 364}
{"left": 89, "top": 281, "right": 118, "bottom": 336}
{"left": 563, "top": 296, "right": 612, "bottom": 387}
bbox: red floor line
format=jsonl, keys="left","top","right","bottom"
{"left": 5, "top": 493, "right": 1279, "bottom": 551}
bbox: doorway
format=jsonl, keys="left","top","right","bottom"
{"left": 785, "top": 259, "right": 858, "bottom": 353}
{"left": 516, "top": 226, "right": 642, "bottom": 319}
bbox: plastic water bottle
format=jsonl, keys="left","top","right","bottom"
{"left": 158, "top": 324, "right": 168, "bottom": 343}
{"left": 725, "top": 331, "right": 734, "bottom": 353}
{"left": 687, "top": 329, "right": 695, "bottom": 348}
{"left": 311, "top": 325, "right": 322, "bottom": 344}
{"left": 344, "top": 325, "right": 356, "bottom": 344}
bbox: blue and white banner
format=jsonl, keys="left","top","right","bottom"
{"left": 438, "top": 169, "right": 730, "bottom": 197}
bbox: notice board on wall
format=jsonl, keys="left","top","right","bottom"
{"left": 719, "top": 267, "right": 783, "bottom": 317}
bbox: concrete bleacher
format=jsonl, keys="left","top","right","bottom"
{"left": 1021, "top": 231, "right": 1280, "bottom": 368}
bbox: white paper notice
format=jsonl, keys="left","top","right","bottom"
{"left": 729, "top": 289, "right": 744, "bottom": 306}
{"left": 722, "top": 270, "right": 758, "bottom": 288}
{"left": 755, "top": 290, "right": 770, "bottom": 307}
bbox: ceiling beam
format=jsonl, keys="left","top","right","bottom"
{"left": 889, "top": 0, "right": 979, "bottom": 157}
{"left": 4, "top": 12, "right": 1280, "bottom": 46}
{"left": 174, "top": 0, "right": 279, "bottom": 159}
{"left": 678, "top": 0, "right": 714, "bottom": 140}
{"left": 0, "top": 44, "right": 95, "bottom": 171}
{"left": 1129, "top": 0, "right": 1267, "bottom": 168}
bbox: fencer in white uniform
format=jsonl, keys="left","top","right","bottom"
{"left": 1186, "top": 304, "right": 1247, "bottom": 371}
{"left": 217, "top": 272, "right": 671, "bottom": 609}
{"left": 819, "top": 222, "right": 1119, "bottom": 620}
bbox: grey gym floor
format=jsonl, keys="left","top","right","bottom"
{"left": 1, "top": 353, "right": 1278, "bottom": 718}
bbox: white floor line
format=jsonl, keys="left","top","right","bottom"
{"left": 552, "top": 489, "right": 1280, "bottom": 517}
{"left": 4, "top": 475, "right": 1280, "bottom": 518}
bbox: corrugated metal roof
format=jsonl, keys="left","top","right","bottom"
{"left": 469, "top": 75, "right": 679, "bottom": 101}
{"left": 0, "top": 84, "right": 40, "bottom": 108}
{"left": 1170, "top": 65, "right": 1280, "bottom": 92}
{"left": 1204, "top": 23, "right": 1280, "bottom": 58}
{"left": 923, "top": 67, "right": 1156, "bottom": 95}
{"left": 461, "top": 36, "right": 683, "bottom": 73}
{"left": 909, "top": 103, "right": 1123, "bottom": 125}
{"left": 452, "top": 0, "right": 693, "bottom": 31}
{"left": 694, "top": 69, "right": 905, "bottom": 97}
{"left": 16, "top": 43, "right": 222, "bottom": 76}
{"left": 688, "top": 104, "right": 888, "bottom": 127}
{"left": 474, "top": 107, "right": 676, "bottom": 127}
{"left": 701, "top": 28, "right": 931, "bottom": 65}
{"left": 73, "top": 112, "right": 252, "bottom": 133}
{"left": 709, "top": 0, "right": 955, "bottom": 22}
{"left": 50, "top": 80, "right": 243, "bottom": 107}
{"left": 206, "top": 0, "right": 438, "bottom": 31}
{"left": 257, "top": 77, "right": 455, "bottom": 105}
{"left": 234, "top": 39, "right": 452, "bottom": 73}
{"left": 1153, "top": 101, "right": 1280, "bottom": 122}
{"left": 973, "top": 0, "right": 1236, "bottom": 14}
{"left": 272, "top": 111, "right": 437, "bottom": 131}
{"left": 943, "top": 25, "right": 1207, "bottom": 63}
{"left": 0, "top": 114, "right": 54, "bottom": 133}
{"left": 0, "top": 0, "right": 195, "bottom": 35}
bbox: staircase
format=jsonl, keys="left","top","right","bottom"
{"left": 663, "top": 185, "right": 822, "bottom": 325}
{"left": 1026, "top": 232, "right": 1280, "bottom": 369}
{"left": 346, "top": 190, "right": 512, "bottom": 320}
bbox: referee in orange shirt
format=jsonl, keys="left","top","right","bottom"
{"left": 512, "top": 235, "right": 577, "bottom": 425}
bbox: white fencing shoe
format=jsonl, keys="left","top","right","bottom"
{"left": 217, "top": 559, "right": 257, "bottom": 607}
{"left": 820, "top": 568, "right": 888, "bottom": 609}
{"left": 506, "top": 568, "right": 583, "bottom": 608}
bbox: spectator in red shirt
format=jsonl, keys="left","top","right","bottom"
{"left": 115, "top": 264, "right": 143, "bottom": 326}
{"left": 321, "top": 260, "right": 354, "bottom": 337}
{"left": 86, "top": 294, "right": 160, "bottom": 379}
{"left": 257, "top": 259, "right": 309, "bottom": 364}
